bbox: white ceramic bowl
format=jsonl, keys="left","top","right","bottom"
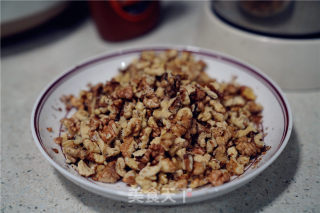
{"left": 31, "top": 46, "right": 292, "bottom": 205}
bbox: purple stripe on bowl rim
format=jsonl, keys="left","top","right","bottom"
{"left": 33, "top": 47, "right": 290, "bottom": 184}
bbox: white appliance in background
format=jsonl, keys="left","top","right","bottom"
{"left": 196, "top": 1, "right": 320, "bottom": 90}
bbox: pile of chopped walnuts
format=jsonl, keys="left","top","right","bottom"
{"left": 55, "top": 50, "right": 266, "bottom": 193}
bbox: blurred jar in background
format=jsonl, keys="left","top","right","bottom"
{"left": 89, "top": 0, "right": 160, "bottom": 42}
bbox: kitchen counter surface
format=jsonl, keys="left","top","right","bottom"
{"left": 1, "top": 2, "right": 319, "bottom": 213}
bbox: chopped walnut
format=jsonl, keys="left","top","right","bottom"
{"left": 143, "top": 95, "right": 160, "bottom": 109}
{"left": 241, "top": 86, "right": 256, "bottom": 100}
{"left": 120, "top": 137, "right": 137, "bottom": 157}
{"left": 254, "top": 133, "right": 264, "bottom": 148}
{"left": 207, "top": 170, "right": 230, "bottom": 186}
{"left": 116, "top": 86, "right": 133, "bottom": 99}
{"left": 160, "top": 158, "right": 176, "bottom": 173}
{"left": 83, "top": 139, "right": 100, "bottom": 153}
{"left": 122, "top": 170, "right": 136, "bottom": 185}
{"left": 56, "top": 50, "right": 266, "bottom": 193}
{"left": 93, "top": 161, "right": 120, "bottom": 183}
{"left": 237, "top": 155, "right": 250, "bottom": 165}
{"left": 227, "top": 146, "right": 238, "bottom": 158}
{"left": 224, "top": 96, "right": 245, "bottom": 107}
{"left": 189, "top": 178, "right": 208, "bottom": 189}
{"left": 236, "top": 123, "right": 257, "bottom": 138}
{"left": 125, "top": 157, "right": 139, "bottom": 170}
{"left": 122, "top": 118, "right": 141, "bottom": 137}
{"left": 193, "top": 161, "right": 206, "bottom": 175}
{"left": 226, "top": 157, "right": 244, "bottom": 175}
{"left": 115, "top": 157, "right": 126, "bottom": 177}
{"left": 236, "top": 141, "right": 258, "bottom": 156}
{"left": 139, "top": 163, "right": 161, "bottom": 178}
{"left": 77, "top": 160, "right": 95, "bottom": 177}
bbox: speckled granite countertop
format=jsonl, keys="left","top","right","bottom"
{"left": 1, "top": 2, "right": 320, "bottom": 213}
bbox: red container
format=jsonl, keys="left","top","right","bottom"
{"left": 89, "top": 0, "right": 160, "bottom": 42}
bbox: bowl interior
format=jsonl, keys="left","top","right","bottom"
{"left": 32, "top": 47, "right": 290, "bottom": 202}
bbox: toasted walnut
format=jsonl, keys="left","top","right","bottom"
{"left": 237, "top": 155, "right": 250, "bottom": 165}
{"left": 183, "top": 155, "right": 193, "bottom": 172}
{"left": 73, "top": 109, "right": 89, "bottom": 121}
{"left": 254, "top": 133, "right": 264, "bottom": 148}
{"left": 175, "top": 179, "right": 188, "bottom": 189}
{"left": 123, "top": 118, "right": 142, "bottom": 137}
{"left": 153, "top": 98, "right": 173, "bottom": 120}
{"left": 141, "top": 50, "right": 155, "bottom": 61}
{"left": 230, "top": 112, "right": 247, "bottom": 129}
{"left": 80, "top": 121, "right": 90, "bottom": 139}
{"left": 155, "top": 87, "right": 165, "bottom": 98}
{"left": 144, "top": 66, "right": 165, "bottom": 76}
{"left": 224, "top": 96, "right": 245, "bottom": 107}
{"left": 116, "top": 86, "right": 133, "bottom": 99}
{"left": 123, "top": 170, "right": 137, "bottom": 185}
{"left": 192, "top": 146, "right": 206, "bottom": 155}
{"left": 158, "top": 173, "right": 168, "bottom": 185}
{"left": 194, "top": 154, "right": 210, "bottom": 164}
{"left": 139, "top": 163, "right": 161, "bottom": 178}
{"left": 227, "top": 146, "right": 238, "bottom": 158}
{"left": 135, "top": 175, "right": 157, "bottom": 191}
{"left": 116, "top": 157, "right": 126, "bottom": 177}
{"left": 198, "top": 106, "right": 212, "bottom": 122}
{"left": 206, "top": 138, "right": 217, "bottom": 153}
{"left": 197, "top": 132, "right": 210, "bottom": 148}
{"left": 147, "top": 117, "right": 160, "bottom": 137}
{"left": 143, "top": 95, "right": 160, "bottom": 109}
{"left": 63, "top": 146, "right": 86, "bottom": 160}
{"left": 208, "top": 159, "right": 221, "bottom": 170}
{"left": 175, "top": 107, "right": 192, "bottom": 128}
{"left": 236, "top": 123, "right": 257, "bottom": 138}
{"left": 209, "top": 100, "right": 225, "bottom": 113}
{"left": 120, "top": 137, "right": 137, "bottom": 157}
{"left": 241, "top": 86, "right": 256, "bottom": 100}
{"left": 247, "top": 102, "right": 263, "bottom": 113}
{"left": 105, "top": 141, "right": 121, "bottom": 157}
{"left": 57, "top": 50, "right": 267, "bottom": 192}
{"left": 189, "top": 178, "right": 208, "bottom": 189}
{"left": 132, "top": 149, "right": 147, "bottom": 157}
{"left": 88, "top": 153, "right": 106, "bottom": 164}
{"left": 160, "top": 132, "right": 175, "bottom": 151}
{"left": 136, "top": 61, "right": 151, "bottom": 70}
{"left": 77, "top": 160, "right": 95, "bottom": 177}
{"left": 123, "top": 102, "right": 135, "bottom": 119}
{"left": 160, "top": 158, "right": 176, "bottom": 173}
{"left": 226, "top": 157, "right": 244, "bottom": 175}
{"left": 166, "top": 49, "right": 178, "bottom": 59}
{"left": 203, "top": 86, "right": 218, "bottom": 99}
{"left": 207, "top": 170, "right": 230, "bottom": 186}
{"left": 215, "top": 128, "right": 232, "bottom": 146}
{"left": 125, "top": 157, "right": 139, "bottom": 170}
{"left": 83, "top": 139, "right": 100, "bottom": 153}
{"left": 176, "top": 148, "right": 186, "bottom": 160}
{"left": 94, "top": 161, "right": 120, "bottom": 183}
{"left": 193, "top": 161, "right": 206, "bottom": 175}
{"left": 61, "top": 139, "right": 74, "bottom": 148}
{"left": 180, "top": 88, "right": 190, "bottom": 105}
{"left": 169, "top": 137, "right": 187, "bottom": 156}
{"left": 236, "top": 141, "right": 258, "bottom": 156}
{"left": 139, "top": 127, "right": 152, "bottom": 149}
{"left": 214, "top": 145, "right": 228, "bottom": 164}
{"left": 100, "top": 120, "right": 119, "bottom": 144}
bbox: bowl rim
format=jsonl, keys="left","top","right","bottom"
{"left": 30, "top": 45, "right": 293, "bottom": 202}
